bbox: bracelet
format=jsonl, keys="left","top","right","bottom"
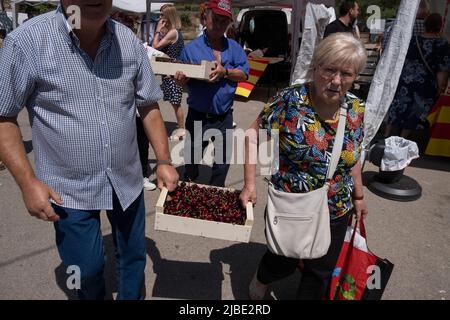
{"left": 353, "top": 194, "right": 364, "bottom": 200}
{"left": 224, "top": 68, "right": 229, "bottom": 78}
{"left": 157, "top": 159, "right": 172, "bottom": 166}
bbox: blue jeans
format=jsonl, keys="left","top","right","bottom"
{"left": 53, "top": 191, "right": 146, "bottom": 300}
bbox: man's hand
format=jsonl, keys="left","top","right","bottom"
{"left": 239, "top": 184, "right": 257, "bottom": 208}
{"left": 21, "top": 178, "right": 64, "bottom": 222}
{"left": 353, "top": 199, "right": 368, "bottom": 221}
{"left": 209, "top": 61, "right": 226, "bottom": 82}
{"left": 156, "top": 164, "right": 179, "bottom": 192}
{"left": 174, "top": 71, "right": 189, "bottom": 87}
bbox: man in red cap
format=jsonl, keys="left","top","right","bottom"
{"left": 175, "top": 0, "right": 249, "bottom": 187}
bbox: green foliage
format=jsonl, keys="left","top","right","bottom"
{"left": 180, "top": 12, "right": 192, "bottom": 27}
{"left": 21, "top": 3, "right": 56, "bottom": 16}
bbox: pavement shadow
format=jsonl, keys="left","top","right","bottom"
{"left": 209, "top": 242, "right": 300, "bottom": 300}
{"left": 148, "top": 238, "right": 222, "bottom": 299}
{"left": 148, "top": 239, "right": 268, "bottom": 300}
{"left": 409, "top": 155, "right": 450, "bottom": 173}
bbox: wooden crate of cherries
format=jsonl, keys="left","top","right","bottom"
{"left": 155, "top": 182, "right": 254, "bottom": 242}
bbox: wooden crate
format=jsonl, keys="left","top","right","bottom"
{"left": 155, "top": 183, "right": 254, "bottom": 243}
{"left": 150, "top": 57, "right": 215, "bottom": 80}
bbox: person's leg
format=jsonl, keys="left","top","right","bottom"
{"left": 184, "top": 109, "right": 209, "bottom": 181}
{"left": 106, "top": 191, "right": 146, "bottom": 300}
{"left": 209, "top": 112, "right": 233, "bottom": 187}
{"left": 173, "top": 104, "right": 185, "bottom": 129}
{"left": 248, "top": 249, "right": 300, "bottom": 299}
{"left": 136, "top": 117, "right": 156, "bottom": 190}
{"left": 135, "top": 117, "right": 149, "bottom": 178}
{"left": 384, "top": 124, "right": 396, "bottom": 138}
{"left": 400, "top": 129, "right": 412, "bottom": 139}
{"left": 257, "top": 250, "right": 300, "bottom": 284}
{"left": 53, "top": 206, "right": 105, "bottom": 300}
{"left": 170, "top": 104, "right": 186, "bottom": 141}
{"left": 296, "top": 213, "right": 350, "bottom": 300}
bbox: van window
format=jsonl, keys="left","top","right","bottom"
{"left": 238, "top": 9, "right": 288, "bottom": 58}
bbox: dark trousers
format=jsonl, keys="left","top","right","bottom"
{"left": 136, "top": 117, "right": 149, "bottom": 177}
{"left": 184, "top": 108, "right": 233, "bottom": 187}
{"left": 257, "top": 212, "right": 350, "bottom": 300}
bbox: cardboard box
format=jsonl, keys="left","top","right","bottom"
{"left": 150, "top": 57, "right": 215, "bottom": 80}
{"left": 155, "top": 183, "right": 254, "bottom": 243}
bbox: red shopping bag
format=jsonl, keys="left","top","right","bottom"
{"left": 328, "top": 218, "right": 394, "bottom": 300}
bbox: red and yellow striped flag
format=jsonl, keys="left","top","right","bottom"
{"left": 235, "top": 58, "right": 270, "bottom": 98}
{"left": 426, "top": 95, "right": 450, "bottom": 157}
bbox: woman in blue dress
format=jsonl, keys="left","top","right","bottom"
{"left": 385, "top": 13, "right": 450, "bottom": 139}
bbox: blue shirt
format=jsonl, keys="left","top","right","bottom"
{"left": 0, "top": 7, "right": 163, "bottom": 210}
{"left": 179, "top": 34, "right": 249, "bottom": 115}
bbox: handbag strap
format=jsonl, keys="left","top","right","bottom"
{"left": 268, "top": 97, "right": 348, "bottom": 182}
{"left": 348, "top": 214, "right": 367, "bottom": 241}
{"left": 326, "top": 99, "right": 348, "bottom": 181}
{"left": 415, "top": 35, "right": 434, "bottom": 76}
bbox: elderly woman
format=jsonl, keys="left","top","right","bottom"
{"left": 240, "top": 33, "right": 368, "bottom": 300}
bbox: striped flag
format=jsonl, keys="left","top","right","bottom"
{"left": 426, "top": 95, "right": 450, "bottom": 157}
{"left": 235, "top": 58, "right": 270, "bottom": 98}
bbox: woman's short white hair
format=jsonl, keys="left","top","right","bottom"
{"left": 306, "top": 33, "right": 367, "bottom": 81}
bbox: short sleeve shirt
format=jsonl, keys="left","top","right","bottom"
{"left": 0, "top": 7, "right": 163, "bottom": 210}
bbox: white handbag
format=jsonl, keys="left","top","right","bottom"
{"left": 265, "top": 103, "right": 348, "bottom": 259}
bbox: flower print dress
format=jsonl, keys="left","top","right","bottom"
{"left": 259, "top": 84, "right": 365, "bottom": 220}
{"left": 388, "top": 36, "right": 450, "bottom": 130}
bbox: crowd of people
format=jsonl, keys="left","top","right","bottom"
{"left": 0, "top": 0, "right": 448, "bottom": 300}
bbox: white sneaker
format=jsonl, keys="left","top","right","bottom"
{"left": 143, "top": 177, "right": 156, "bottom": 191}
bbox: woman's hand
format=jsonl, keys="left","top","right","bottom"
{"left": 353, "top": 199, "right": 368, "bottom": 221}
{"left": 174, "top": 71, "right": 189, "bottom": 87}
{"left": 240, "top": 184, "right": 257, "bottom": 208}
{"left": 156, "top": 18, "right": 167, "bottom": 33}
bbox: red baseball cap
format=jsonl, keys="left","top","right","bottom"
{"left": 208, "top": 0, "right": 232, "bottom": 19}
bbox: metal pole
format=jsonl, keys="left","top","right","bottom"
{"left": 12, "top": 0, "right": 18, "bottom": 29}
{"left": 146, "top": 0, "right": 151, "bottom": 44}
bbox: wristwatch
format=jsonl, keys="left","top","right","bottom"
{"left": 224, "top": 68, "right": 229, "bottom": 79}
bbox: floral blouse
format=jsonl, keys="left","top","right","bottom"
{"left": 259, "top": 84, "right": 365, "bottom": 220}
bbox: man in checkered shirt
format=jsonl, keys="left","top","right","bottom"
{"left": 0, "top": 0, "right": 178, "bottom": 300}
